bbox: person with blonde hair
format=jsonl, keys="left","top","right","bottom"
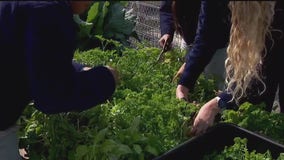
{"left": 189, "top": 1, "right": 284, "bottom": 136}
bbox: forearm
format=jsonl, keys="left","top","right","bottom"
{"left": 159, "top": 0, "right": 175, "bottom": 36}
{"left": 178, "top": 0, "right": 230, "bottom": 90}
{"left": 33, "top": 66, "right": 116, "bottom": 114}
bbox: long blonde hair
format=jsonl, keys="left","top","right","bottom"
{"left": 225, "top": 1, "right": 276, "bottom": 103}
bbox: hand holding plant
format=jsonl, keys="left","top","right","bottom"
{"left": 190, "top": 98, "right": 221, "bottom": 136}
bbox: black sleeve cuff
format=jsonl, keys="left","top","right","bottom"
{"left": 217, "top": 92, "right": 238, "bottom": 110}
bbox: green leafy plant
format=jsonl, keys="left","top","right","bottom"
{"left": 75, "top": 1, "right": 139, "bottom": 51}
{"left": 18, "top": 45, "right": 217, "bottom": 159}
{"left": 203, "top": 137, "right": 278, "bottom": 160}
{"left": 221, "top": 102, "right": 284, "bottom": 144}
{"left": 19, "top": 43, "right": 284, "bottom": 159}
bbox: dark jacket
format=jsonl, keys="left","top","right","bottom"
{"left": 0, "top": 1, "right": 115, "bottom": 130}
{"left": 159, "top": 0, "right": 200, "bottom": 45}
{"left": 178, "top": 0, "right": 230, "bottom": 90}
{"left": 179, "top": 0, "right": 284, "bottom": 112}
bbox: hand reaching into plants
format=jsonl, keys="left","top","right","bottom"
{"left": 19, "top": 148, "right": 29, "bottom": 159}
{"left": 190, "top": 97, "right": 221, "bottom": 136}
{"left": 176, "top": 84, "right": 189, "bottom": 101}
{"left": 158, "top": 34, "right": 172, "bottom": 48}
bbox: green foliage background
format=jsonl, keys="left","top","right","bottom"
{"left": 75, "top": 1, "right": 139, "bottom": 51}
{"left": 18, "top": 44, "right": 218, "bottom": 160}
{"left": 17, "top": 1, "right": 284, "bottom": 158}
{"left": 18, "top": 42, "right": 284, "bottom": 159}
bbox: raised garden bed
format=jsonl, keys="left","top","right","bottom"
{"left": 153, "top": 123, "right": 284, "bottom": 160}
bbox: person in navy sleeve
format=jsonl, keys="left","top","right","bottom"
{"left": 159, "top": 0, "right": 227, "bottom": 97}
{"left": 159, "top": 0, "right": 200, "bottom": 51}
{"left": 190, "top": 1, "right": 284, "bottom": 136}
{"left": 0, "top": 1, "right": 118, "bottom": 159}
{"left": 175, "top": 0, "right": 230, "bottom": 101}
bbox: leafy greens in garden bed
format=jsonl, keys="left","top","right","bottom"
{"left": 204, "top": 137, "right": 284, "bottom": 160}
{"left": 18, "top": 45, "right": 217, "bottom": 160}
{"left": 18, "top": 44, "right": 284, "bottom": 160}
{"left": 221, "top": 102, "right": 284, "bottom": 144}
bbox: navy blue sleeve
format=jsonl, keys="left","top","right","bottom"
{"left": 178, "top": 0, "right": 230, "bottom": 89}
{"left": 159, "top": 0, "right": 175, "bottom": 37}
{"left": 218, "top": 91, "right": 238, "bottom": 110}
{"left": 24, "top": 3, "right": 115, "bottom": 114}
{"left": 72, "top": 61, "right": 88, "bottom": 72}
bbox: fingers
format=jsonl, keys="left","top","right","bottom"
{"left": 188, "top": 99, "right": 220, "bottom": 136}
{"left": 82, "top": 66, "right": 91, "bottom": 71}
{"left": 19, "top": 148, "right": 30, "bottom": 159}
{"left": 158, "top": 34, "right": 172, "bottom": 47}
{"left": 190, "top": 120, "right": 208, "bottom": 136}
{"left": 176, "top": 85, "right": 189, "bottom": 100}
{"left": 159, "top": 38, "right": 166, "bottom": 47}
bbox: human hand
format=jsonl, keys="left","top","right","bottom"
{"left": 82, "top": 66, "right": 91, "bottom": 71}
{"left": 19, "top": 148, "right": 29, "bottom": 159}
{"left": 190, "top": 97, "right": 220, "bottom": 136}
{"left": 176, "top": 84, "right": 189, "bottom": 101}
{"left": 158, "top": 34, "right": 172, "bottom": 48}
{"left": 105, "top": 65, "right": 119, "bottom": 86}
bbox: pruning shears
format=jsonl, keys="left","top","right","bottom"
{"left": 156, "top": 39, "right": 170, "bottom": 62}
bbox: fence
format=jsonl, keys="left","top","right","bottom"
{"left": 126, "top": 1, "right": 183, "bottom": 49}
